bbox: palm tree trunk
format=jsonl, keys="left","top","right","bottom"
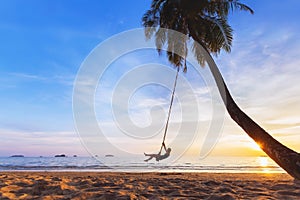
{"left": 203, "top": 46, "right": 300, "bottom": 180}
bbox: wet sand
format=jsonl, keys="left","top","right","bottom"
{"left": 0, "top": 172, "right": 299, "bottom": 199}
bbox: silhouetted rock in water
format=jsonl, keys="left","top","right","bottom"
{"left": 73, "top": 155, "right": 77, "bottom": 157}
{"left": 10, "top": 155, "right": 24, "bottom": 157}
{"left": 105, "top": 154, "right": 114, "bottom": 157}
{"left": 55, "top": 154, "right": 66, "bottom": 157}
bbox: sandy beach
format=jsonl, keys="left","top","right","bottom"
{"left": 0, "top": 172, "right": 299, "bottom": 199}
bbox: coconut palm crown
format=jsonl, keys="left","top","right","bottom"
{"left": 142, "top": 0, "right": 253, "bottom": 70}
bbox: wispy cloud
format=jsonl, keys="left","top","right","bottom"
{"left": 0, "top": 128, "right": 87, "bottom": 156}
{"left": 8, "top": 72, "right": 75, "bottom": 85}
{"left": 9, "top": 72, "right": 47, "bottom": 80}
{"left": 212, "top": 27, "right": 300, "bottom": 153}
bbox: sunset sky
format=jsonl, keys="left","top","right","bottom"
{"left": 0, "top": 0, "right": 300, "bottom": 158}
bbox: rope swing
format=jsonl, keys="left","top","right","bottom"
{"left": 144, "top": 66, "right": 181, "bottom": 162}
{"left": 144, "top": 43, "right": 187, "bottom": 162}
{"left": 158, "top": 66, "right": 180, "bottom": 154}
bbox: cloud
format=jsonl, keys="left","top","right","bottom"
{"left": 9, "top": 72, "right": 47, "bottom": 80}
{"left": 211, "top": 27, "right": 300, "bottom": 153}
{"left": 0, "top": 128, "right": 88, "bottom": 156}
{"left": 8, "top": 72, "right": 75, "bottom": 85}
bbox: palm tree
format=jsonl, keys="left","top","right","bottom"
{"left": 142, "top": 0, "right": 300, "bottom": 180}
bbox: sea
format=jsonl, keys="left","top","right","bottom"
{"left": 0, "top": 156, "right": 284, "bottom": 173}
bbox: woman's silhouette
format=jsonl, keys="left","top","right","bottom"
{"left": 144, "top": 143, "right": 171, "bottom": 162}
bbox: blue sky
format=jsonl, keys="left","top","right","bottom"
{"left": 1, "top": 0, "right": 300, "bottom": 157}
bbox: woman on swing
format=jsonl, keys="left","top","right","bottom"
{"left": 144, "top": 143, "right": 171, "bottom": 162}
{"left": 144, "top": 66, "right": 179, "bottom": 162}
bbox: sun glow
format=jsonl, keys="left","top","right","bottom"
{"left": 249, "top": 141, "right": 262, "bottom": 151}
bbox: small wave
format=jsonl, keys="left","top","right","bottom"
{"left": 0, "top": 157, "right": 283, "bottom": 172}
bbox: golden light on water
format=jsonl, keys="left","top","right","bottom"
{"left": 258, "top": 156, "right": 268, "bottom": 167}
{"left": 257, "top": 156, "right": 272, "bottom": 173}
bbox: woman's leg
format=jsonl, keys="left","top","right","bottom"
{"left": 144, "top": 153, "right": 158, "bottom": 162}
{"left": 144, "top": 153, "right": 157, "bottom": 157}
{"left": 144, "top": 156, "right": 155, "bottom": 162}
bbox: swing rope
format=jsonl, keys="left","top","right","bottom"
{"left": 159, "top": 66, "right": 180, "bottom": 154}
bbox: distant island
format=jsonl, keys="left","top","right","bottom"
{"left": 54, "top": 154, "right": 66, "bottom": 157}
{"left": 105, "top": 154, "right": 114, "bottom": 157}
{"left": 10, "top": 155, "right": 24, "bottom": 157}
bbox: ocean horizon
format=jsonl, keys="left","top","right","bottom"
{"left": 0, "top": 156, "right": 284, "bottom": 173}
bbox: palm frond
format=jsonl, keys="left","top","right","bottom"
{"left": 208, "top": 0, "right": 254, "bottom": 17}
{"left": 142, "top": 10, "right": 159, "bottom": 39}
{"left": 204, "top": 16, "right": 233, "bottom": 53}
{"left": 155, "top": 28, "right": 167, "bottom": 54}
{"left": 192, "top": 41, "right": 207, "bottom": 67}
{"left": 227, "top": 0, "right": 254, "bottom": 14}
{"left": 233, "top": 1, "right": 254, "bottom": 14}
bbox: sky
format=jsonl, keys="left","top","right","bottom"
{"left": 0, "top": 0, "right": 300, "bottom": 158}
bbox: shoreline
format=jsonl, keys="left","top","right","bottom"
{"left": 1, "top": 172, "right": 299, "bottom": 199}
